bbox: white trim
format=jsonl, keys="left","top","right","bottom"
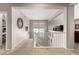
{"left": 65, "top": 48, "right": 75, "bottom": 50}
{"left": 69, "top": 3, "right": 77, "bottom": 6}
{"left": 34, "top": 46, "right": 75, "bottom": 50}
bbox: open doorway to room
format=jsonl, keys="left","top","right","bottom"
{"left": 0, "top": 12, "right": 7, "bottom": 50}
{"left": 30, "top": 20, "right": 48, "bottom": 48}
{"left": 12, "top": 6, "right": 67, "bottom": 49}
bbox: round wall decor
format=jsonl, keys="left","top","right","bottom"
{"left": 17, "top": 18, "right": 23, "bottom": 29}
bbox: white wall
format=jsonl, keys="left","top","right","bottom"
{"left": 74, "top": 4, "right": 79, "bottom": 19}
{"left": 48, "top": 13, "right": 64, "bottom": 31}
{"left": 12, "top": 8, "right": 29, "bottom": 49}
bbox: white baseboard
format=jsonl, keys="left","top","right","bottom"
{"left": 65, "top": 47, "right": 75, "bottom": 50}
{"left": 34, "top": 46, "right": 75, "bottom": 50}
{"left": 34, "top": 45, "right": 67, "bottom": 49}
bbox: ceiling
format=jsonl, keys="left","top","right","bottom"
{"left": 18, "top": 9, "right": 62, "bottom": 20}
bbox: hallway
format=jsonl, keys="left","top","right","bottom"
{"left": 3, "top": 39, "right": 79, "bottom": 55}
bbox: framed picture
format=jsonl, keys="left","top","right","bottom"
{"left": 17, "top": 18, "right": 23, "bottom": 29}
{"left": 75, "top": 24, "right": 79, "bottom": 29}
{"left": 25, "top": 26, "right": 28, "bottom": 31}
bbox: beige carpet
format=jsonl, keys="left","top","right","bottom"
{"left": 4, "top": 39, "right": 78, "bottom": 55}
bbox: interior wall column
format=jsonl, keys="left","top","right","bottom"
{"left": 67, "top": 5, "right": 74, "bottom": 49}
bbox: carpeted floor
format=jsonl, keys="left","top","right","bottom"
{"left": 4, "top": 39, "right": 79, "bottom": 55}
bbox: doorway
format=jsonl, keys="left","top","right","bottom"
{"left": 30, "top": 20, "right": 49, "bottom": 48}
{"left": 0, "top": 12, "right": 7, "bottom": 50}
{"left": 12, "top": 5, "right": 67, "bottom": 49}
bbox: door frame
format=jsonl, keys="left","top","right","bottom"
{"left": 12, "top": 5, "right": 68, "bottom": 49}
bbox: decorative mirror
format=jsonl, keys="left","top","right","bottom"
{"left": 17, "top": 18, "right": 23, "bottom": 29}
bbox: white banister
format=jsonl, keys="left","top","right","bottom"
{"left": 48, "top": 30, "right": 66, "bottom": 48}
